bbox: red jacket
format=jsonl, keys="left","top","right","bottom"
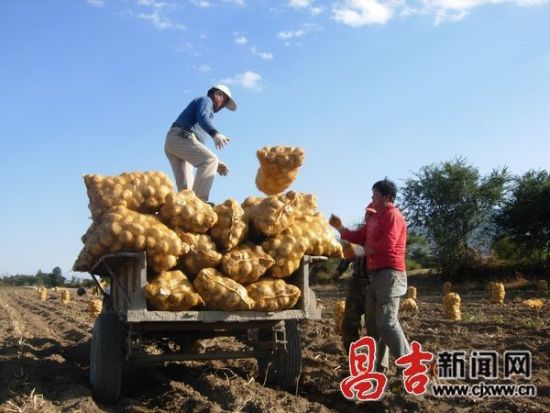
{"left": 340, "top": 203, "right": 407, "bottom": 271}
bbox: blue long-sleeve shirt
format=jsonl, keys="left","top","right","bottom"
{"left": 172, "top": 96, "right": 218, "bottom": 143}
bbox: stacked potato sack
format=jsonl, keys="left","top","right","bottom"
{"left": 262, "top": 234, "right": 309, "bottom": 278}
{"left": 159, "top": 190, "right": 217, "bottom": 233}
{"left": 85, "top": 171, "right": 173, "bottom": 223}
{"left": 220, "top": 243, "right": 275, "bottom": 284}
{"left": 252, "top": 191, "right": 300, "bottom": 237}
{"left": 333, "top": 300, "right": 346, "bottom": 335}
{"left": 193, "top": 268, "right": 254, "bottom": 311}
{"left": 255, "top": 146, "right": 305, "bottom": 195}
{"left": 73, "top": 206, "right": 188, "bottom": 273}
{"left": 208, "top": 199, "right": 248, "bottom": 250}
{"left": 490, "top": 282, "right": 505, "bottom": 304}
{"left": 89, "top": 298, "right": 103, "bottom": 317}
{"left": 283, "top": 214, "right": 342, "bottom": 258}
{"left": 177, "top": 232, "right": 222, "bottom": 276}
{"left": 443, "top": 293, "right": 461, "bottom": 320}
{"left": 145, "top": 270, "right": 204, "bottom": 311}
{"left": 246, "top": 278, "right": 301, "bottom": 312}
{"left": 407, "top": 287, "right": 417, "bottom": 300}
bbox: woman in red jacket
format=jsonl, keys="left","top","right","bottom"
{"left": 331, "top": 178, "right": 411, "bottom": 374}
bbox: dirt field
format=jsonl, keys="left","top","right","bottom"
{"left": 0, "top": 279, "right": 548, "bottom": 413}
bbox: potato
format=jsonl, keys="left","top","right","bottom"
{"left": 193, "top": 268, "right": 253, "bottom": 311}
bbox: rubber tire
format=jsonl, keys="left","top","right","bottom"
{"left": 90, "top": 313, "right": 123, "bottom": 403}
{"left": 258, "top": 320, "right": 302, "bottom": 390}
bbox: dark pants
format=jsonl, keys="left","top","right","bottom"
{"left": 341, "top": 258, "right": 389, "bottom": 369}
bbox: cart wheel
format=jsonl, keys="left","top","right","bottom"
{"left": 258, "top": 320, "right": 302, "bottom": 390}
{"left": 90, "top": 313, "right": 123, "bottom": 403}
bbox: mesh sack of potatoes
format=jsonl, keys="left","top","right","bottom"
{"left": 73, "top": 206, "right": 188, "bottom": 273}
{"left": 220, "top": 243, "right": 275, "bottom": 285}
{"left": 177, "top": 232, "right": 222, "bottom": 276}
{"left": 282, "top": 213, "right": 343, "bottom": 258}
{"left": 252, "top": 191, "right": 301, "bottom": 237}
{"left": 400, "top": 298, "right": 418, "bottom": 314}
{"left": 193, "top": 268, "right": 254, "bottom": 311}
{"left": 241, "top": 196, "right": 264, "bottom": 223}
{"left": 407, "top": 287, "right": 417, "bottom": 300}
{"left": 208, "top": 199, "right": 248, "bottom": 251}
{"left": 333, "top": 300, "right": 346, "bottom": 336}
{"left": 89, "top": 298, "right": 103, "bottom": 317}
{"left": 295, "top": 192, "right": 318, "bottom": 217}
{"left": 38, "top": 287, "right": 47, "bottom": 301}
{"left": 85, "top": 171, "right": 173, "bottom": 223}
{"left": 255, "top": 146, "right": 305, "bottom": 195}
{"left": 522, "top": 299, "right": 544, "bottom": 309}
{"left": 490, "top": 282, "right": 505, "bottom": 304}
{"left": 145, "top": 270, "right": 204, "bottom": 311}
{"left": 442, "top": 292, "right": 461, "bottom": 320}
{"left": 246, "top": 278, "right": 301, "bottom": 311}
{"left": 159, "top": 190, "right": 218, "bottom": 233}
{"left": 61, "top": 289, "right": 71, "bottom": 304}
{"left": 262, "top": 234, "right": 309, "bottom": 278}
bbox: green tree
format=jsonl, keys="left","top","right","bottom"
{"left": 401, "top": 157, "right": 509, "bottom": 276}
{"left": 495, "top": 169, "right": 550, "bottom": 264}
{"left": 47, "top": 267, "right": 66, "bottom": 287}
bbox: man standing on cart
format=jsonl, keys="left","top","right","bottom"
{"left": 164, "top": 85, "right": 237, "bottom": 201}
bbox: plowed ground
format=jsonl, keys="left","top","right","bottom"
{"left": 0, "top": 281, "right": 548, "bottom": 412}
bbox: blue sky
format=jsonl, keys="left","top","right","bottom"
{"left": 0, "top": 0, "right": 549, "bottom": 276}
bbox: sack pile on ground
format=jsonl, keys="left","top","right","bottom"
{"left": 61, "top": 289, "right": 71, "bottom": 304}
{"left": 255, "top": 146, "right": 304, "bottom": 195}
{"left": 490, "top": 282, "right": 505, "bottom": 304}
{"left": 400, "top": 297, "right": 418, "bottom": 314}
{"left": 442, "top": 292, "right": 461, "bottom": 320}
{"left": 38, "top": 287, "right": 47, "bottom": 301}
{"left": 75, "top": 152, "right": 342, "bottom": 312}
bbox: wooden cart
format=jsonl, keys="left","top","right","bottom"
{"left": 88, "top": 251, "right": 324, "bottom": 403}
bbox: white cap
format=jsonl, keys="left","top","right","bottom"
{"left": 212, "top": 84, "right": 237, "bottom": 111}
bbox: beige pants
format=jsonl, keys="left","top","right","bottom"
{"left": 164, "top": 127, "right": 218, "bottom": 201}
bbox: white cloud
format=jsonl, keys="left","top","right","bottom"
{"left": 196, "top": 64, "right": 212, "bottom": 72}
{"left": 310, "top": 6, "right": 324, "bottom": 14}
{"left": 223, "top": 0, "right": 245, "bottom": 5}
{"left": 332, "top": 0, "right": 394, "bottom": 26}
{"left": 221, "top": 71, "right": 264, "bottom": 91}
{"left": 250, "top": 46, "right": 274, "bottom": 60}
{"left": 234, "top": 33, "right": 248, "bottom": 45}
{"left": 137, "top": 10, "right": 185, "bottom": 30}
{"left": 289, "top": 0, "right": 314, "bottom": 7}
{"left": 278, "top": 29, "right": 306, "bottom": 39}
{"left": 190, "top": 0, "right": 212, "bottom": 7}
{"left": 87, "top": 0, "right": 105, "bottom": 7}
{"left": 138, "top": 0, "right": 170, "bottom": 7}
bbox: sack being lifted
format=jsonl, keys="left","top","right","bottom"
{"left": 255, "top": 146, "right": 304, "bottom": 195}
